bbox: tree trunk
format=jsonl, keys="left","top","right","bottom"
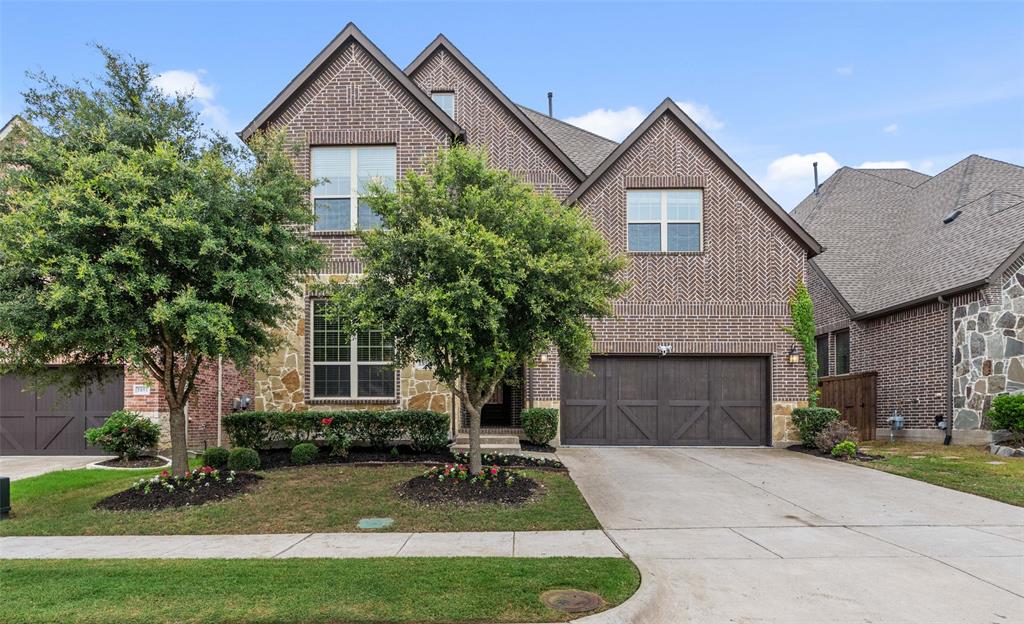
{"left": 465, "top": 401, "right": 483, "bottom": 475}
{"left": 167, "top": 402, "right": 188, "bottom": 477}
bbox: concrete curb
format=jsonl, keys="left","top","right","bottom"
{"left": 86, "top": 456, "right": 171, "bottom": 471}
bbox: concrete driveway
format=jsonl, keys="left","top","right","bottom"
{"left": 561, "top": 447, "right": 1024, "bottom": 624}
{"left": 0, "top": 455, "right": 108, "bottom": 480}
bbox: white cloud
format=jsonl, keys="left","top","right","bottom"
{"left": 762, "top": 152, "right": 840, "bottom": 210}
{"left": 857, "top": 160, "right": 911, "bottom": 169}
{"left": 564, "top": 106, "right": 646, "bottom": 141}
{"left": 835, "top": 66, "right": 854, "bottom": 76}
{"left": 152, "top": 69, "right": 231, "bottom": 134}
{"left": 883, "top": 123, "right": 899, "bottom": 134}
{"left": 675, "top": 100, "right": 724, "bottom": 131}
{"left": 564, "top": 100, "right": 724, "bottom": 141}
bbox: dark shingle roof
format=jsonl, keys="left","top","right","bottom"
{"left": 793, "top": 155, "right": 1024, "bottom": 317}
{"left": 517, "top": 105, "right": 618, "bottom": 175}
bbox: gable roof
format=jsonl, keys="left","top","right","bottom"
{"left": 404, "top": 35, "right": 586, "bottom": 182}
{"left": 565, "top": 98, "right": 821, "bottom": 255}
{"left": 239, "top": 23, "right": 463, "bottom": 141}
{"left": 517, "top": 105, "right": 619, "bottom": 175}
{"left": 0, "top": 115, "right": 27, "bottom": 142}
{"left": 793, "top": 156, "right": 1024, "bottom": 318}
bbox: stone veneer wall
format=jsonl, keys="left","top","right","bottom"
{"left": 952, "top": 263, "right": 1024, "bottom": 429}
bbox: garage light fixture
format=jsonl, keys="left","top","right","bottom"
{"left": 657, "top": 344, "right": 672, "bottom": 356}
{"left": 787, "top": 346, "right": 801, "bottom": 364}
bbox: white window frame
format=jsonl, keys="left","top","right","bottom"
{"left": 626, "top": 189, "right": 704, "bottom": 253}
{"left": 310, "top": 146, "right": 395, "bottom": 232}
{"left": 310, "top": 300, "right": 396, "bottom": 399}
{"left": 431, "top": 91, "right": 455, "bottom": 119}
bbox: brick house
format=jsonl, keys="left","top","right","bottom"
{"left": 793, "top": 158, "right": 1024, "bottom": 443}
{"left": 237, "top": 23, "right": 821, "bottom": 447}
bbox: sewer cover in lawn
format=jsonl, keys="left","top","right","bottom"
{"left": 357, "top": 518, "right": 394, "bottom": 529}
{"left": 987, "top": 461, "right": 1007, "bottom": 465}
{"left": 540, "top": 589, "right": 604, "bottom": 613}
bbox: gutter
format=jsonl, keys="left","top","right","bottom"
{"left": 851, "top": 278, "right": 989, "bottom": 322}
{"left": 936, "top": 295, "right": 953, "bottom": 446}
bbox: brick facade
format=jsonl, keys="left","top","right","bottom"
{"left": 245, "top": 28, "right": 815, "bottom": 445}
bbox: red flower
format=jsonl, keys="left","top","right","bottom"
{"left": 321, "top": 417, "right": 333, "bottom": 426}
{"left": 160, "top": 470, "right": 170, "bottom": 478}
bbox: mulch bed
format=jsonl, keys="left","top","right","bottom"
{"left": 450, "top": 452, "right": 566, "bottom": 470}
{"left": 256, "top": 445, "right": 452, "bottom": 470}
{"left": 787, "top": 443, "right": 883, "bottom": 462}
{"left": 399, "top": 472, "right": 540, "bottom": 506}
{"left": 520, "top": 442, "right": 557, "bottom": 454}
{"left": 95, "top": 456, "right": 168, "bottom": 469}
{"left": 94, "top": 473, "right": 262, "bottom": 512}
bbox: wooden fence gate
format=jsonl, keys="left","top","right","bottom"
{"left": 818, "top": 372, "right": 877, "bottom": 441}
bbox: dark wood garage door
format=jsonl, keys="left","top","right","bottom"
{"left": 0, "top": 371, "right": 124, "bottom": 455}
{"left": 560, "top": 356, "right": 769, "bottom": 446}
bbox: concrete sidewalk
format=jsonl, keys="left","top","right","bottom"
{"left": 0, "top": 529, "right": 623, "bottom": 559}
{"left": 0, "top": 455, "right": 112, "bottom": 481}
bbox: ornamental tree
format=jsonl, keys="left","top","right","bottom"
{"left": 327, "top": 145, "right": 628, "bottom": 474}
{"left": 0, "top": 48, "right": 325, "bottom": 475}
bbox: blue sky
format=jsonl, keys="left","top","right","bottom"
{"left": 2, "top": 1, "right": 1022, "bottom": 208}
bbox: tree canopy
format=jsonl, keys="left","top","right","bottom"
{"left": 328, "top": 145, "right": 628, "bottom": 472}
{"left": 0, "top": 47, "right": 325, "bottom": 473}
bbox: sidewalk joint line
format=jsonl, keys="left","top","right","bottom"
{"left": 271, "top": 533, "right": 313, "bottom": 559}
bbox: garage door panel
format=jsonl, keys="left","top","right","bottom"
{"left": 561, "top": 356, "right": 769, "bottom": 446}
{"left": 0, "top": 369, "right": 124, "bottom": 455}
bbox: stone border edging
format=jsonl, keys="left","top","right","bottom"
{"left": 989, "top": 442, "right": 1024, "bottom": 458}
{"left": 86, "top": 456, "right": 171, "bottom": 471}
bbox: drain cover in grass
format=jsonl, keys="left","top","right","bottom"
{"left": 540, "top": 589, "right": 604, "bottom": 613}
{"left": 357, "top": 517, "right": 394, "bottom": 529}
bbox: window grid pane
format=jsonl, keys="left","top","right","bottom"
{"left": 835, "top": 330, "right": 851, "bottom": 375}
{"left": 431, "top": 92, "right": 455, "bottom": 119}
{"left": 627, "top": 191, "right": 662, "bottom": 221}
{"left": 311, "top": 147, "right": 351, "bottom": 197}
{"left": 667, "top": 223, "right": 700, "bottom": 252}
{"left": 357, "top": 200, "right": 383, "bottom": 230}
{"left": 628, "top": 223, "right": 661, "bottom": 252}
{"left": 815, "top": 334, "right": 830, "bottom": 377}
{"left": 314, "top": 198, "right": 350, "bottom": 231}
{"left": 357, "top": 147, "right": 396, "bottom": 193}
{"left": 357, "top": 330, "right": 394, "bottom": 362}
{"left": 314, "top": 364, "right": 350, "bottom": 398}
{"left": 358, "top": 365, "right": 395, "bottom": 397}
{"left": 666, "top": 190, "right": 702, "bottom": 221}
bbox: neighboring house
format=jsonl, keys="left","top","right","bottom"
{"left": 793, "top": 157, "right": 1024, "bottom": 443}
{"left": 240, "top": 23, "right": 821, "bottom": 447}
{"left": 0, "top": 114, "right": 252, "bottom": 455}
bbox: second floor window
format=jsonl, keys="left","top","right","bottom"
{"left": 310, "top": 146, "right": 396, "bottom": 231}
{"left": 431, "top": 91, "right": 455, "bottom": 119}
{"left": 627, "top": 189, "right": 703, "bottom": 252}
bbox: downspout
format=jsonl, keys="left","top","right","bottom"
{"left": 937, "top": 295, "right": 953, "bottom": 446}
{"left": 216, "top": 356, "right": 223, "bottom": 448}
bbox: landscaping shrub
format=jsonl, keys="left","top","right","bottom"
{"left": 291, "top": 442, "right": 319, "bottom": 465}
{"left": 228, "top": 447, "right": 261, "bottom": 471}
{"left": 989, "top": 393, "right": 1024, "bottom": 443}
{"left": 813, "top": 419, "right": 860, "bottom": 453}
{"left": 404, "top": 410, "right": 449, "bottom": 451}
{"left": 203, "top": 446, "right": 230, "bottom": 468}
{"left": 223, "top": 413, "right": 275, "bottom": 449}
{"left": 319, "top": 416, "right": 352, "bottom": 457}
{"left": 348, "top": 411, "right": 405, "bottom": 450}
{"left": 521, "top": 408, "right": 558, "bottom": 445}
{"left": 792, "top": 407, "right": 841, "bottom": 447}
{"left": 831, "top": 440, "right": 857, "bottom": 459}
{"left": 84, "top": 410, "right": 161, "bottom": 460}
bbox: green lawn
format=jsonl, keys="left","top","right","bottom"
{"left": 0, "top": 464, "right": 599, "bottom": 535}
{"left": 2, "top": 557, "right": 639, "bottom": 624}
{"left": 858, "top": 441, "right": 1024, "bottom": 506}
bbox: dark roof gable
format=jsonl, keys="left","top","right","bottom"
{"left": 239, "top": 23, "right": 463, "bottom": 141}
{"left": 404, "top": 34, "right": 586, "bottom": 182}
{"left": 565, "top": 98, "right": 821, "bottom": 256}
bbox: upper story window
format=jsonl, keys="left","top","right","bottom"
{"left": 311, "top": 300, "right": 396, "bottom": 399}
{"left": 310, "top": 146, "right": 396, "bottom": 232}
{"left": 431, "top": 91, "right": 455, "bottom": 119}
{"left": 627, "top": 189, "right": 703, "bottom": 252}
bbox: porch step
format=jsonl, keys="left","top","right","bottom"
{"left": 450, "top": 434, "right": 522, "bottom": 454}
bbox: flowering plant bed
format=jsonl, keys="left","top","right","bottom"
{"left": 400, "top": 464, "right": 539, "bottom": 506}
{"left": 94, "top": 467, "right": 261, "bottom": 512}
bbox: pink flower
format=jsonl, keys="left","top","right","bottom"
{"left": 321, "top": 417, "right": 333, "bottom": 426}
{"left": 160, "top": 470, "right": 170, "bottom": 478}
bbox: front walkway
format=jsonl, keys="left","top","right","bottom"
{"left": 0, "top": 455, "right": 110, "bottom": 481}
{"left": 562, "top": 447, "right": 1024, "bottom": 624}
{"left": 0, "top": 529, "right": 621, "bottom": 559}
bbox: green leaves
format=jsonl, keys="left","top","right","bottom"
{"left": 785, "top": 280, "right": 819, "bottom": 406}
{"left": 330, "top": 145, "right": 627, "bottom": 407}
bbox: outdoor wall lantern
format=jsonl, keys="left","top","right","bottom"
{"left": 787, "top": 346, "right": 801, "bottom": 364}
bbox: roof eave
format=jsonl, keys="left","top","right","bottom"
{"left": 239, "top": 23, "right": 463, "bottom": 141}
{"left": 566, "top": 99, "right": 822, "bottom": 256}
{"left": 404, "top": 34, "right": 586, "bottom": 182}
{"left": 850, "top": 279, "right": 990, "bottom": 321}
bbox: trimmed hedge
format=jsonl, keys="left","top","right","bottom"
{"left": 791, "top": 407, "right": 841, "bottom": 447}
{"left": 228, "top": 447, "right": 260, "bottom": 471}
{"left": 989, "top": 393, "right": 1024, "bottom": 437}
{"left": 521, "top": 408, "right": 558, "bottom": 445}
{"left": 202, "top": 446, "right": 230, "bottom": 468}
{"left": 223, "top": 410, "right": 450, "bottom": 451}
{"left": 291, "top": 442, "right": 319, "bottom": 465}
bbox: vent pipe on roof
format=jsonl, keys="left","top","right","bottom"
{"left": 547, "top": 92, "right": 553, "bottom": 117}
{"left": 813, "top": 162, "right": 820, "bottom": 196}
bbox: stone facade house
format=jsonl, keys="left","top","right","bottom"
{"left": 235, "top": 23, "right": 821, "bottom": 448}
{"left": 793, "top": 157, "right": 1024, "bottom": 442}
